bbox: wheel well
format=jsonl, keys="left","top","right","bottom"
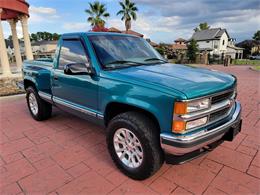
{"left": 24, "top": 79, "right": 37, "bottom": 91}
{"left": 104, "top": 102, "right": 161, "bottom": 131}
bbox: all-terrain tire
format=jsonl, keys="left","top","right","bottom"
{"left": 106, "top": 111, "right": 164, "bottom": 180}
{"left": 26, "top": 86, "right": 52, "bottom": 121}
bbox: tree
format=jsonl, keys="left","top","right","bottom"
{"left": 30, "top": 33, "right": 38, "bottom": 42}
{"left": 117, "top": 0, "right": 138, "bottom": 32}
{"left": 85, "top": 1, "right": 110, "bottom": 29}
{"left": 194, "top": 22, "right": 210, "bottom": 32}
{"left": 37, "top": 32, "right": 44, "bottom": 41}
{"left": 52, "top": 33, "right": 61, "bottom": 41}
{"left": 7, "top": 35, "right": 12, "bottom": 41}
{"left": 30, "top": 32, "right": 61, "bottom": 41}
{"left": 253, "top": 30, "right": 260, "bottom": 41}
{"left": 187, "top": 39, "right": 199, "bottom": 62}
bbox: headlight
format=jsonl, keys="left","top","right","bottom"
{"left": 172, "top": 116, "right": 208, "bottom": 133}
{"left": 187, "top": 98, "right": 210, "bottom": 113}
{"left": 172, "top": 98, "right": 210, "bottom": 133}
{"left": 174, "top": 98, "right": 210, "bottom": 114}
{"left": 186, "top": 116, "right": 208, "bottom": 130}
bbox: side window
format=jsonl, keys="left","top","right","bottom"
{"left": 58, "top": 39, "right": 89, "bottom": 70}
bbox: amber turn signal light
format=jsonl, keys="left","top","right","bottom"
{"left": 172, "top": 121, "right": 186, "bottom": 133}
{"left": 174, "top": 102, "right": 187, "bottom": 115}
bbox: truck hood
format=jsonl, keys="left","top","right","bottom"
{"left": 109, "top": 63, "right": 236, "bottom": 99}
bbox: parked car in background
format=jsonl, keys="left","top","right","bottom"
{"left": 20, "top": 32, "right": 242, "bottom": 180}
{"left": 249, "top": 55, "right": 260, "bottom": 60}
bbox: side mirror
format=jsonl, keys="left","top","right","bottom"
{"left": 64, "top": 63, "right": 95, "bottom": 75}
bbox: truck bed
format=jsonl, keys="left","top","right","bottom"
{"left": 23, "top": 58, "right": 54, "bottom": 95}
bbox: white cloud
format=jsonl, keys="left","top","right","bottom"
{"left": 63, "top": 22, "right": 89, "bottom": 31}
{"left": 30, "top": 6, "right": 57, "bottom": 15}
{"left": 29, "top": 6, "right": 59, "bottom": 23}
{"left": 107, "top": 14, "right": 180, "bottom": 39}
{"left": 132, "top": 0, "right": 260, "bottom": 42}
{"left": 2, "top": 5, "right": 60, "bottom": 39}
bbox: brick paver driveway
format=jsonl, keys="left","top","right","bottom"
{"left": 0, "top": 65, "right": 259, "bottom": 194}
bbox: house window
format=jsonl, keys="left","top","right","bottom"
{"left": 222, "top": 40, "right": 225, "bottom": 45}
{"left": 206, "top": 41, "right": 210, "bottom": 43}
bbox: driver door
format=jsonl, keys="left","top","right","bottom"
{"left": 52, "top": 37, "right": 98, "bottom": 117}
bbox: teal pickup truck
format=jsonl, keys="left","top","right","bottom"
{"left": 21, "top": 32, "right": 242, "bottom": 180}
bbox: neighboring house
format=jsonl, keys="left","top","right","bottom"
{"left": 226, "top": 38, "right": 243, "bottom": 59}
{"left": 189, "top": 28, "right": 243, "bottom": 59}
{"left": 4, "top": 39, "right": 57, "bottom": 62}
{"left": 172, "top": 38, "right": 187, "bottom": 52}
{"left": 31, "top": 40, "right": 57, "bottom": 53}
{"left": 236, "top": 40, "right": 260, "bottom": 58}
{"left": 20, "top": 40, "right": 57, "bottom": 59}
{"left": 146, "top": 39, "right": 158, "bottom": 47}
{"left": 171, "top": 38, "right": 188, "bottom": 62}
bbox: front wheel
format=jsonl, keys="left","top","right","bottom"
{"left": 26, "top": 87, "right": 52, "bottom": 121}
{"left": 106, "top": 112, "right": 164, "bottom": 180}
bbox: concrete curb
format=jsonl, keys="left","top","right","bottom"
{"left": 249, "top": 66, "right": 260, "bottom": 72}
{"left": 0, "top": 93, "right": 25, "bottom": 100}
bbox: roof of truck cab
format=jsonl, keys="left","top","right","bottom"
{"left": 62, "top": 32, "right": 139, "bottom": 38}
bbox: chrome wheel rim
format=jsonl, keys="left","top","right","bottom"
{"left": 113, "top": 128, "right": 143, "bottom": 168}
{"left": 29, "top": 93, "right": 38, "bottom": 115}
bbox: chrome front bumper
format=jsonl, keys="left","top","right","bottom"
{"left": 160, "top": 101, "right": 242, "bottom": 158}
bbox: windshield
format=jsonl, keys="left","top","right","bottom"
{"left": 88, "top": 34, "right": 166, "bottom": 69}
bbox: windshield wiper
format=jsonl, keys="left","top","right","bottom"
{"left": 105, "top": 60, "right": 144, "bottom": 66}
{"left": 104, "top": 60, "right": 145, "bottom": 70}
{"left": 144, "top": 58, "right": 168, "bottom": 63}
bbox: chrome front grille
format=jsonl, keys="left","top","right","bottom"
{"left": 178, "top": 88, "right": 236, "bottom": 133}
{"left": 211, "top": 91, "right": 234, "bottom": 104}
{"left": 209, "top": 107, "right": 231, "bottom": 122}
{"left": 206, "top": 89, "right": 235, "bottom": 125}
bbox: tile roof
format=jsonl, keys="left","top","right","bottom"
{"left": 227, "top": 45, "right": 244, "bottom": 50}
{"left": 175, "top": 38, "right": 186, "bottom": 42}
{"left": 121, "top": 30, "right": 144, "bottom": 37}
{"left": 108, "top": 27, "right": 144, "bottom": 37}
{"left": 108, "top": 27, "right": 121, "bottom": 33}
{"left": 172, "top": 44, "right": 187, "bottom": 50}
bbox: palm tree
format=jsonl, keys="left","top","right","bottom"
{"left": 85, "top": 1, "right": 110, "bottom": 28}
{"left": 117, "top": 0, "right": 138, "bottom": 32}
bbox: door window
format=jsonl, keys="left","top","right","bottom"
{"left": 58, "top": 39, "right": 89, "bottom": 70}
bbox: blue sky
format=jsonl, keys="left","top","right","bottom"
{"left": 3, "top": 0, "right": 260, "bottom": 43}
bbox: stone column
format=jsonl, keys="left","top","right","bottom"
{"left": 20, "top": 15, "right": 33, "bottom": 60}
{"left": 0, "top": 8, "right": 12, "bottom": 76}
{"left": 8, "top": 19, "right": 23, "bottom": 71}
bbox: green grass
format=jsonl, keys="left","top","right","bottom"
{"left": 252, "top": 65, "right": 260, "bottom": 71}
{"left": 168, "top": 59, "right": 177, "bottom": 64}
{"left": 232, "top": 59, "right": 260, "bottom": 65}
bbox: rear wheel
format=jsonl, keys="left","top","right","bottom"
{"left": 26, "top": 87, "right": 52, "bottom": 121}
{"left": 107, "top": 112, "right": 164, "bottom": 180}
